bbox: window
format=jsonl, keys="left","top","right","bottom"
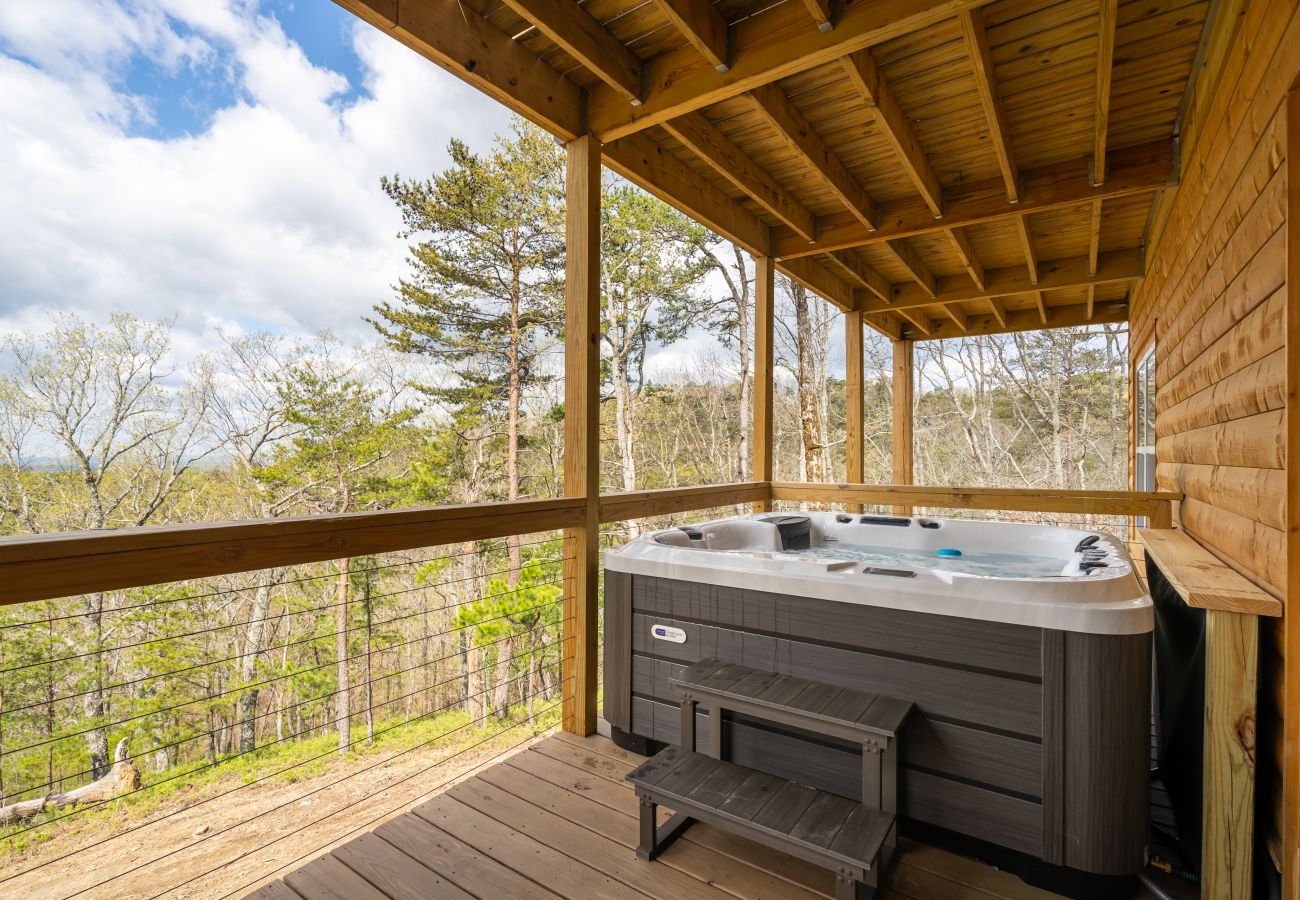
{"left": 1134, "top": 344, "right": 1156, "bottom": 519}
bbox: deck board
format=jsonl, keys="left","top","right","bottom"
{"left": 244, "top": 732, "right": 1094, "bottom": 900}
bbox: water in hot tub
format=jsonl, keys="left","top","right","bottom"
{"left": 786, "top": 541, "right": 1070, "bottom": 578}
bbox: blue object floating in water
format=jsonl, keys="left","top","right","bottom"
{"left": 937, "top": 548, "right": 962, "bottom": 558}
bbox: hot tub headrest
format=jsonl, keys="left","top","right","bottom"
{"left": 759, "top": 514, "right": 812, "bottom": 551}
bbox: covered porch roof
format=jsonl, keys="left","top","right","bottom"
{"left": 336, "top": 0, "right": 1209, "bottom": 339}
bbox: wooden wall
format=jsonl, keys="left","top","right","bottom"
{"left": 1128, "top": 0, "right": 1299, "bottom": 873}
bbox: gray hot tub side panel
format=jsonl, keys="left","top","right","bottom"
{"left": 602, "top": 572, "right": 1150, "bottom": 876}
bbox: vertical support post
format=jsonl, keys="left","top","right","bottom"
{"left": 845, "top": 309, "right": 865, "bottom": 513}
{"left": 1283, "top": 74, "right": 1300, "bottom": 900}
{"left": 754, "top": 255, "right": 775, "bottom": 512}
{"left": 1202, "top": 609, "right": 1257, "bottom": 900}
{"left": 890, "top": 340, "right": 914, "bottom": 517}
{"left": 562, "top": 133, "right": 601, "bottom": 736}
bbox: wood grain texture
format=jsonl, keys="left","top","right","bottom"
{"left": 563, "top": 134, "right": 601, "bottom": 736}
{"left": 1202, "top": 609, "right": 1258, "bottom": 898}
{"left": 499, "top": 0, "right": 642, "bottom": 101}
{"left": 1285, "top": 66, "right": 1300, "bottom": 900}
{"left": 648, "top": 0, "right": 728, "bottom": 71}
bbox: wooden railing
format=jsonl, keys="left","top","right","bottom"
{"left": 0, "top": 481, "right": 1181, "bottom": 608}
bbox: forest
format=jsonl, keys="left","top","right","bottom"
{"left": 0, "top": 120, "right": 1129, "bottom": 864}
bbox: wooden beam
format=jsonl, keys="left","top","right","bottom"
{"left": 946, "top": 226, "right": 985, "bottom": 289}
{"left": 1139, "top": 529, "right": 1282, "bottom": 616}
{"left": 988, "top": 296, "right": 1007, "bottom": 328}
{"left": 1033, "top": 290, "right": 1047, "bottom": 325}
{"left": 664, "top": 111, "right": 818, "bottom": 241}
{"left": 333, "top": 0, "right": 583, "bottom": 140}
{"left": 840, "top": 49, "right": 944, "bottom": 218}
{"left": 774, "top": 139, "right": 1174, "bottom": 258}
{"left": 826, "top": 251, "right": 891, "bottom": 301}
{"left": 562, "top": 134, "right": 601, "bottom": 736}
{"left": 602, "top": 131, "right": 770, "bottom": 255}
{"left": 748, "top": 83, "right": 877, "bottom": 231}
{"left": 1088, "top": 199, "right": 1103, "bottom": 274}
{"left": 891, "top": 340, "right": 914, "bottom": 515}
{"left": 882, "top": 240, "right": 936, "bottom": 296}
{"left": 1284, "top": 73, "right": 1300, "bottom": 900}
{"left": 773, "top": 483, "right": 1181, "bottom": 517}
{"left": 941, "top": 304, "right": 969, "bottom": 332}
{"left": 500, "top": 0, "right": 642, "bottom": 104}
{"left": 0, "top": 497, "right": 588, "bottom": 606}
{"left": 958, "top": 8, "right": 1018, "bottom": 201}
{"left": 598, "top": 482, "right": 770, "bottom": 522}
{"left": 777, "top": 256, "right": 856, "bottom": 311}
{"left": 587, "top": 0, "right": 990, "bottom": 141}
{"left": 1093, "top": 0, "right": 1118, "bottom": 185}
{"left": 845, "top": 310, "right": 865, "bottom": 512}
{"left": 754, "top": 256, "right": 775, "bottom": 511}
{"left": 895, "top": 307, "right": 933, "bottom": 336}
{"left": 868, "top": 312, "right": 904, "bottom": 340}
{"left": 1015, "top": 214, "right": 1039, "bottom": 284}
{"left": 800, "top": 0, "right": 835, "bottom": 32}
{"left": 649, "top": 0, "right": 730, "bottom": 72}
{"left": 903, "top": 298, "right": 1127, "bottom": 340}
{"left": 1202, "top": 609, "right": 1258, "bottom": 899}
{"left": 857, "top": 248, "right": 1143, "bottom": 313}
{"left": 1085, "top": 284, "right": 1096, "bottom": 321}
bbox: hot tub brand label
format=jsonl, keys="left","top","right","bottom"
{"left": 651, "top": 624, "right": 687, "bottom": 644}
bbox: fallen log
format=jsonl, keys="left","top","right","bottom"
{"left": 0, "top": 738, "right": 140, "bottom": 826}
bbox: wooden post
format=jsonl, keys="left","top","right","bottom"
{"left": 754, "top": 255, "right": 775, "bottom": 512}
{"left": 890, "top": 340, "right": 914, "bottom": 516}
{"left": 845, "top": 309, "right": 865, "bottom": 513}
{"left": 1202, "top": 609, "right": 1257, "bottom": 899}
{"left": 562, "top": 133, "right": 600, "bottom": 736}
{"left": 1283, "top": 74, "right": 1300, "bottom": 900}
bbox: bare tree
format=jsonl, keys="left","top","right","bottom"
{"left": 3, "top": 313, "right": 213, "bottom": 777}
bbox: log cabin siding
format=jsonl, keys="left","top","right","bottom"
{"left": 1129, "top": 0, "right": 1300, "bottom": 869}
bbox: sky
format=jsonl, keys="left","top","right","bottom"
{"left": 0, "top": 0, "right": 842, "bottom": 379}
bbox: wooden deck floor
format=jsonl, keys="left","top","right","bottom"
{"left": 246, "top": 731, "right": 1082, "bottom": 900}
{"left": 244, "top": 733, "right": 1076, "bottom": 900}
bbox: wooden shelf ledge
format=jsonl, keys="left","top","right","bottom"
{"left": 1138, "top": 528, "right": 1282, "bottom": 617}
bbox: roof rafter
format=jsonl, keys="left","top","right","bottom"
{"left": 826, "top": 251, "right": 891, "bottom": 301}
{"left": 840, "top": 48, "right": 944, "bottom": 218}
{"left": 800, "top": 0, "right": 835, "bottom": 32}
{"left": 941, "top": 304, "right": 970, "bottom": 331}
{"left": 988, "top": 296, "right": 1008, "bottom": 328}
{"left": 333, "top": 0, "right": 583, "bottom": 139}
{"left": 906, "top": 298, "right": 1127, "bottom": 340}
{"left": 500, "top": 0, "right": 643, "bottom": 103}
{"left": 1093, "top": 0, "right": 1118, "bottom": 185}
{"left": 586, "top": 0, "right": 991, "bottom": 141}
{"left": 881, "top": 240, "right": 937, "bottom": 296}
{"left": 663, "top": 111, "right": 818, "bottom": 241}
{"left": 747, "top": 83, "right": 878, "bottom": 231}
{"left": 1088, "top": 199, "right": 1103, "bottom": 274}
{"left": 959, "top": 8, "right": 1018, "bottom": 202}
{"left": 945, "top": 226, "right": 985, "bottom": 289}
{"left": 1033, "top": 290, "right": 1047, "bottom": 324}
{"left": 777, "top": 256, "right": 856, "bottom": 311}
{"left": 854, "top": 248, "right": 1143, "bottom": 313}
{"left": 774, "top": 140, "right": 1175, "bottom": 258}
{"left": 895, "top": 307, "right": 934, "bottom": 336}
{"left": 1015, "top": 214, "right": 1039, "bottom": 284}
{"left": 648, "top": 0, "right": 730, "bottom": 72}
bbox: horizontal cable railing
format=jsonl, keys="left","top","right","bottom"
{"left": 0, "top": 529, "right": 573, "bottom": 899}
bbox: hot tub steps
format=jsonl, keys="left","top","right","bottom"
{"left": 627, "top": 659, "right": 912, "bottom": 899}
{"left": 627, "top": 746, "right": 894, "bottom": 898}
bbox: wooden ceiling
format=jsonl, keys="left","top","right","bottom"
{"left": 336, "top": 0, "right": 1213, "bottom": 339}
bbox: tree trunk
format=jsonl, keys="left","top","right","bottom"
{"left": 237, "top": 571, "right": 275, "bottom": 753}
{"left": 506, "top": 281, "right": 523, "bottom": 585}
{"left": 491, "top": 634, "right": 516, "bottom": 718}
{"left": 791, "top": 284, "right": 826, "bottom": 482}
{"left": 363, "top": 573, "right": 374, "bottom": 744}
{"left": 83, "top": 592, "right": 110, "bottom": 780}
{"left": 335, "top": 558, "right": 351, "bottom": 756}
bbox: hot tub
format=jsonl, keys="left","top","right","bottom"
{"left": 602, "top": 512, "right": 1152, "bottom": 881}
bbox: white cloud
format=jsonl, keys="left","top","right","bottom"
{"left": 0, "top": 0, "right": 513, "bottom": 352}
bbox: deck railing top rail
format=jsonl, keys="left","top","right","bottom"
{"left": 0, "top": 481, "right": 1181, "bottom": 606}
